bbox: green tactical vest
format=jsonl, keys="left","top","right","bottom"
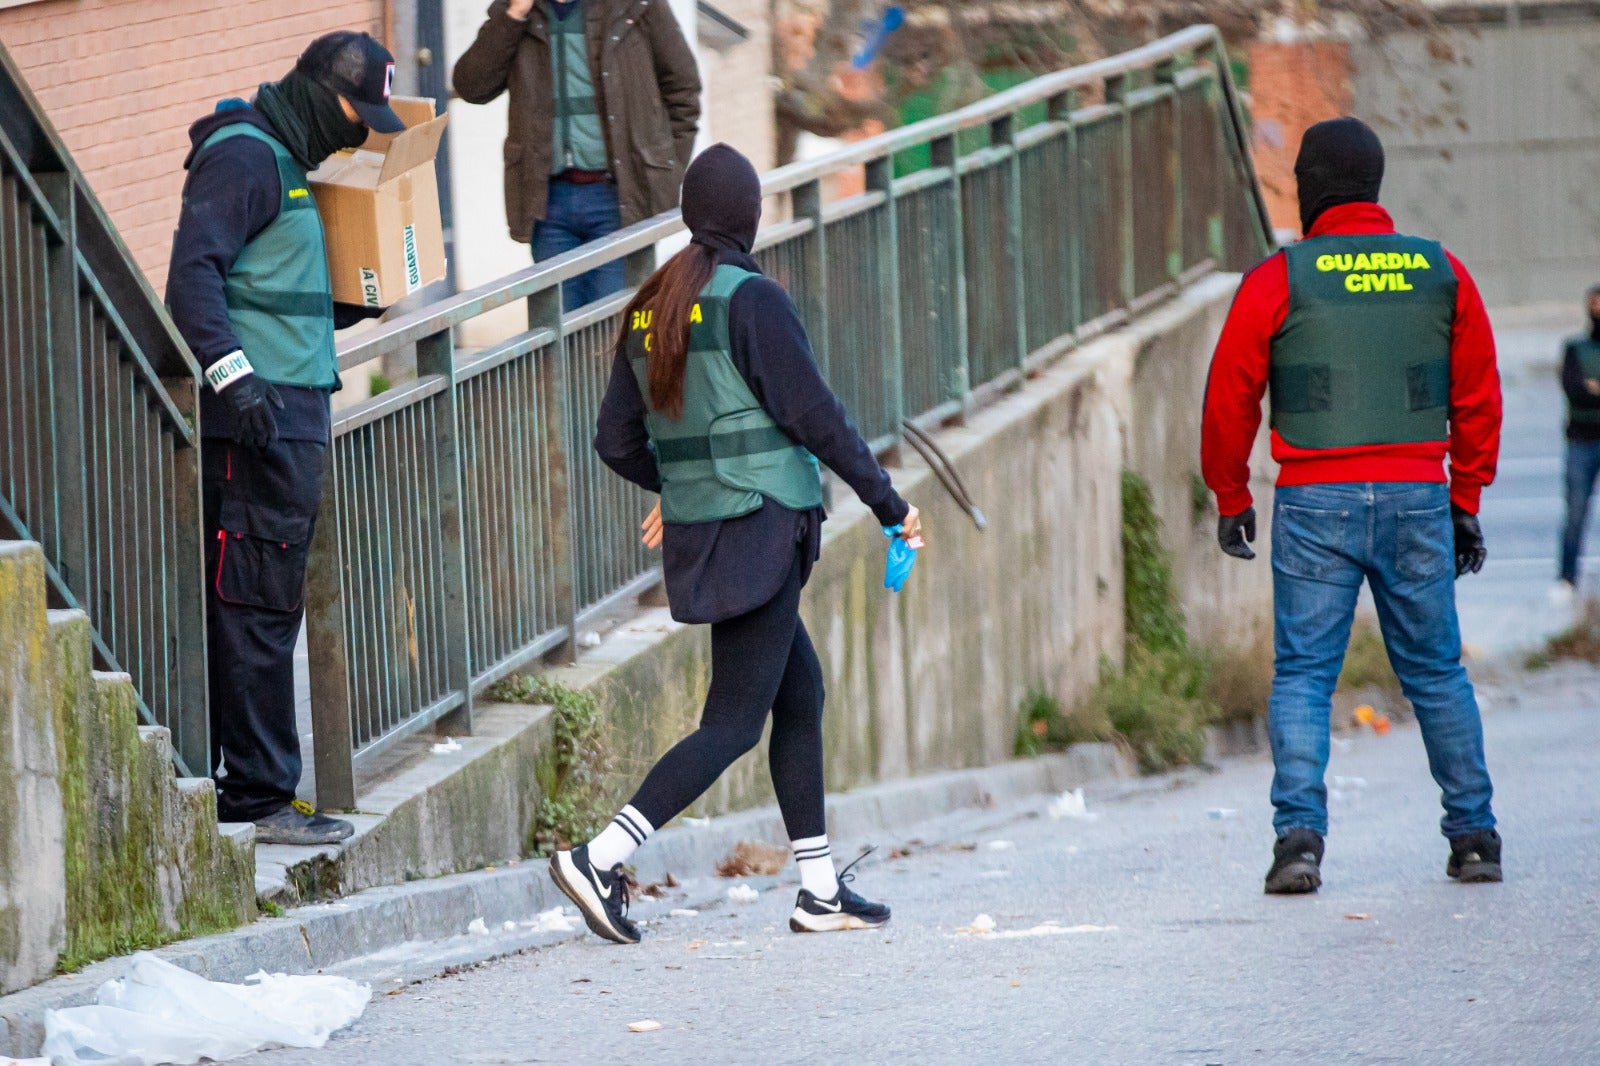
{"left": 549, "top": 1, "right": 607, "bottom": 173}
{"left": 1568, "top": 338, "right": 1600, "bottom": 427}
{"left": 1268, "top": 234, "right": 1458, "bottom": 450}
{"left": 199, "top": 123, "right": 338, "bottom": 389}
{"left": 627, "top": 265, "right": 824, "bottom": 524}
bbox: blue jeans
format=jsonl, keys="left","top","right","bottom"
{"left": 531, "top": 178, "right": 626, "bottom": 312}
{"left": 1268, "top": 482, "right": 1495, "bottom": 840}
{"left": 1560, "top": 439, "right": 1600, "bottom": 585}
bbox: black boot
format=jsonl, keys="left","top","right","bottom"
{"left": 1264, "top": 828, "right": 1324, "bottom": 895}
{"left": 1447, "top": 829, "right": 1503, "bottom": 883}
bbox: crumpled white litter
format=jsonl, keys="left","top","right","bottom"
{"left": 682, "top": 816, "right": 712, "bottom": 828}
{"left": 669, "top": 908, "right": 701, "bottom": 918}
{"left": 520, "top": 906, "right": 580, "bottom": 933}
{"left": 726, "top": 884, "right": 759, "bottom": 904}
{"left": 1048, "top": 788, "right": 1099, "bottom": 821}
{"left": 950, "top": 915, "right": 1115, "bottom": 939}
{"left": 431, "top": 736, "right": 463, "bottom": 755}
{"left": 1206, "top": 808, "right": 1238, "bottom": 820}
{"left": 41, "top": 954, "right": 368, "bottom": 1066}
{"left": 467, "top": 918, "right": 490, "bottom": 936}
{"left": 985, "top": 840, "right": 1014, "bottom": 851}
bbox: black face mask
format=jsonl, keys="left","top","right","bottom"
{"left": 681, "top": 143, "right": 762, "bottom": 254}
{"left": 1294, "top": 117, "right": 1385, "bottom": 234}
{"left": 255, "top": 69, "right": 368, "bottom": 171}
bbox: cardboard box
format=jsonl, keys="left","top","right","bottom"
{"left": 309, "top": 97, "right": 448, "bottom": 308}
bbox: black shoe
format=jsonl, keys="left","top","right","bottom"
{"left": 790, "top": 848, "right": 891, "bottom": 933}
{"left": 1447, "top": 829, "right": 1503, "bottom": 883}
{"left": 252, "top": 800, "right": 355, "bottom": 846}
{"left": 1264, "top": 828, "right": 1324, "bottom": 895}
{"left": 549, "top": 845, "right": 641, "bottom": 945}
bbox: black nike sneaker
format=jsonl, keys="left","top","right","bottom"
{"left": 1447, "top": 829, "right": 1503, "bottom": 883}
{"left": 1264, "top": 828, "right": 1324, "bottom": 895}
{"left": 789, "top": 848, "right": 891, "bottom": 933}
{"left": 549, "top": 845, "right": 641, "bottom": 944}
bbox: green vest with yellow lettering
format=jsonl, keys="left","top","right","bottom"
{"left": 627, "top": 265, "right": 824, "bottom": 524}
{"left": 1268, "top": 234, "right": 1457, "bottom": 450}
{"left": 199, "top": 123, "right": 339, "bottom": 389}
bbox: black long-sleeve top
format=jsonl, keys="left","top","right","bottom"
{"left": 594, "top": 248, "right": 909, "bottom": 623}
{"left": 1561, "top": 336, "right": 1600, "bottom": 443}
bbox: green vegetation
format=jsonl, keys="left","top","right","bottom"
{"left": 1339, "top": 617, "right": 1400, "bottom": 693}
{"left": 1536, "top": 599, "right": 1600, "bottom": 666}
{"left": 487, "top": 675, "right": 614, "bottom": 856}
{"left": 1014, "top": 688, "right": 1110, "bottom": 757}
{"left": 369, "top": 372, "right": 393, "bottom": 398}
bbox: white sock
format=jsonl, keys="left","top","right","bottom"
{"left": 792, "top": 835, "right": 839, "bottom": 899}
{"left": 586, "top": 805, "right": 653, "bottom": 870}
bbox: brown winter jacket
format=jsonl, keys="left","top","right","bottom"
{"left": 452, "top": 0, "right": 701, "bottom": 241}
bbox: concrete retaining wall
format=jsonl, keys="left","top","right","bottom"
{"left": 561, "top": 273, "right": 1275, "bottom": 819}
{"left": 0, "top": 544, "right": 256, "bottom": 992}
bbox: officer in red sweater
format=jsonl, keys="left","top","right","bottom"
{"left": 1202, "top": 118, "right": 1503, "bottom": 894}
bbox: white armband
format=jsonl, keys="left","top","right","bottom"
{"left": 205, "top": 351, "right": 253, "bottom": 393}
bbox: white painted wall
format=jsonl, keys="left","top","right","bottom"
{"left": 444, "top": 0, "right": 705, "bottom": 346}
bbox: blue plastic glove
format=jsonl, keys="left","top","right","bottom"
{"left": 882, "top": 524, "right": 923, "bottom": 592}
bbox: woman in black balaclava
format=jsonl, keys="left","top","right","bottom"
{"left": 551, "top": 144, "right": 922, "bottom": 943}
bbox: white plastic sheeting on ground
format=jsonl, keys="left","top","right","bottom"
{"left": 41, "top": 954, "right": 369, "bottom": 1066}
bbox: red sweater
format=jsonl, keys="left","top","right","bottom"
{"left": 1201, "top": 203, "right": 1501, "bottom": 516}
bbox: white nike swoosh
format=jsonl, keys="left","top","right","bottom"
{"left": 587, "top": 864, "right": 611, "bottom": 900}
{"left": 814, "top": 898, "right": 842, "bottom": 913}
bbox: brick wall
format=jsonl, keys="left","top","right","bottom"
{"left": 700, "top": 0, "right": 776, "bottom": 172}
{"left": 1246, "top": 38, "right": 1354, "bottom": 235}
{"left": 0, "top": 0, "right": 381, "bottom": 294}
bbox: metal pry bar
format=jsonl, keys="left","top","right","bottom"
{"left": 901, "top": 420, "right": 987, "bottom": 531}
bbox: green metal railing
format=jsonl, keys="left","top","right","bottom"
{"left": 0, "top": 45, "right": 209, "bottom": 775}
{"left": 307, "top": 24, "right": 1272, "bottom": 808}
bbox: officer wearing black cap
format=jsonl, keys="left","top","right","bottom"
{"left": 167, "top": 31, "right": 404, "bottom": 844}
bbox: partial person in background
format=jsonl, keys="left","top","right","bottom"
{"left": 1202, "top": 117, "right": 1504, "bottom": 894}
{"left": 452, "top": 0, "right": 701, "bottom": 310}
{"left": 1552, "top": 285, "right": 1600, "bottom": 605}
{"left": 167, "top": 32, "right": 403, "bottom": 845}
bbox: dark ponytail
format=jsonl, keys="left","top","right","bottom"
{"left": 614, "top": 242, "right": 719, "bottom": 420}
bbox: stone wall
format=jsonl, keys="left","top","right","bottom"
{"left": 560, "top": 273, "right": 1275, "bottom": 819}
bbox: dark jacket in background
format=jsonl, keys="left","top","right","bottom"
{"left": 452, "top": 0, "right": 701, "bottom": 241}
{"left": 594, "top": 249, "right": 909, "bottom": 623}
{"left": 1561, "top": 338, "right": 1600, "bottom": 443}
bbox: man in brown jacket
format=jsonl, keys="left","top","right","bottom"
{"left": 453, "top": 0, "right": 700, "bottom": 309}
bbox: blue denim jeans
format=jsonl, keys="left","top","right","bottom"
{"left": 1269, "top": 482, "right": 1495, "bottom": 840}
{"left": 531, "top": 178, "right": 626, "bottom": 311}
{"left": 1560, "top": 439, "right": 1600, "bottom": 585}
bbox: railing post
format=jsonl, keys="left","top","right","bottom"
{"left": 1156, "top": 58, "right": 1183, "bottom": 284}
{"left": 417, "top": 327, "right": 473, "bottom": 734}
{"left": 1049, "top": 90, "right": 1084, "bottom": 337}
{"left": 865, "top": 154, "right": 904, "bottom": 460}
{"left": 931, "top": 133, "right": 972, "bottom": 416}
{"left": 37, "top": 175, "right": 89, "bottom": 605}
{"left": 993, "top": 114, "right": 1028, "bottom": 373}
{"left": 307, "top": 445, "right": 356, "bottom": 810}
{"left": 531, "top": 285, "right": 579, "bottom": 665}
{"left": 1106, "top": 72, "right": 1136, "bottom": 311}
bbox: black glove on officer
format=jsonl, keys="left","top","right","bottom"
{"left": 1218, "top": 506, "right": 1257, "bottom": 560}
{"left": 225, "top": 376, "right": 285, "bottom": 450}
{"left": 1450, "top": 503, "right": 1486, "bottom": 577}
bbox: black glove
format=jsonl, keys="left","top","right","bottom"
{"left": 225, "top": 376, "right": 284, "bottom": 450}
{"left": 1217, "top": 506, "right": 1257, "bottom": 560}
{"left": 1451, "top": 503, "right": 1486, "bottom": 577}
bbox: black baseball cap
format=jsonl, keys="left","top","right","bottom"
{"left": 298, "top": 31, "right": 405, "bottom": 134}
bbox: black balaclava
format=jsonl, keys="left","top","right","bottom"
{"left": 254, "top": 68, "right": 368, "bottom": 171}
{"left": 1294, "top": 117, "right": 1385, "bottom": 234}
{"left": 682, "top": 143, "right": 762, "bottom": 254}
{"left": 1588, "top": 284, "right": 1600, "bottom": 343}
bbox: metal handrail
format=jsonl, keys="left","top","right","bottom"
{"left": 305, "top": 24, "right": 1275, "bottom": 808}
{"left": 0, "top": 41, "right": 209, "bottom": 775}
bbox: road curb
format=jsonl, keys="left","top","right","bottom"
{"left": 0, "top": 743, "right": 1131, "bottom": 1057}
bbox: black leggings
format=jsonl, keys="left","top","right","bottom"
{"left": 627, "top": 553, "right": 826, "bottom": 841}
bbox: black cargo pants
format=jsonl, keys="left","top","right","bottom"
{"left": 202, "top": 438, "right": 326, "bottom": 822}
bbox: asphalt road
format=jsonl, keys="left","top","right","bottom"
{"left": 249, "top": 660, "right": 1600, "bottom": 1066}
